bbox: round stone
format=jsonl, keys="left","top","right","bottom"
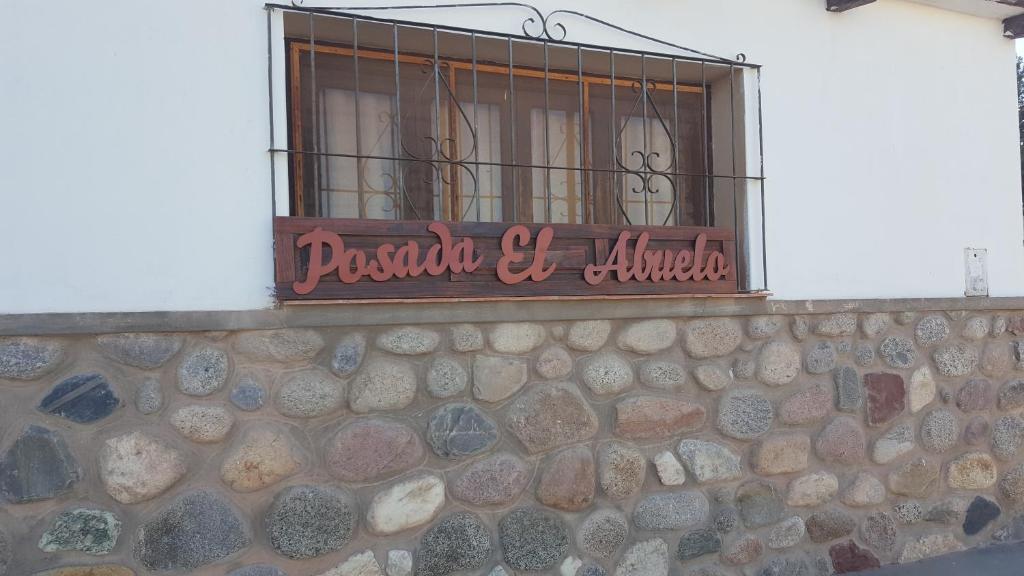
{"left": 426, "top": 357, "right": 468, "bottom": 398}
{"left": 98, "top": 333, "right": 183, "bottom": 369}
{"left": 349, "top": 359, "right": 417, "bottom": 413}
{"left": 275, "top": 368, "right": 346, "bottom": 418}
{"left": 676, "top": 439, "right": 742, "bottom": 484}
{"left": 639, "top": 360, "right": 687, "bottom": 390}
{"left": 963, "top": 317, "right": 990, "bottom": 340}
{"left": 416, "top": 512, "right": 493, "bottom": 576}
{"left": 325, "top": 419, "right": 423, "bottom": 483}
{"left": 805, "top": 509, "right": 856, "bottom": 543}
{"left": 842, "top": 472, "right": 886, "bottom": 507}
{"left": 580, "top": 352, "right": 634, "bottom": 396}
{"left": 947, "top": 452, "right": 998, "bottom": 489}
{"left": 376, "top": 327, "right": 440, "bottom": 355}
{"left": 767, "top": 516, "right": 805, "bottom": 549}
{"left": 756, "top": 341, "right": 801, "bottom": 386}
{"left": 888, "top": 458, "right": 940, "bottom": 497}
{"left": 598, "top": 442, "right": 644, "bottom": 500}
{"left": 993, "top": 415, "right": 1024, "bottom": 460}
{"left": 100, "top": 431, "right": 185, "bottom": 504}
{"left": 934, "top": 343, "right": 979, "bottom": 377}
{"left": 999, "top": 379, "right": 1024, "bottom": 411}
{"left": 536, "top": 346, "right": 573, "bottom": 380}
{"left": 880, "top": 336, "right": 916, "bottom": 369}
{"left": 717, "top": 389, "right": 773, "bottom": 440}
{"left": 676, "top": 528, "right": 721, "bottom": 561}
{"left": 616, "top": 319, "right": 677, "bottom": 354}
{"left": 472, "top": 355, "right": 527, "bottom": 402}
{"left": 38, "top": 372, "right": 120, "bottom": 424}
{"left": 235, "top": 329, "right": 324, "bottom": 362}
{"left": 748, "top": 316, "right": 783, "bottom": 339}
{"left": 916, "top": 315, "right": 950, "bottom": 346}
{"left": 134, "top": 490, "right": 251, "bottom": 571}
{"left": 735, "top": 480, "right": 784, "bottom": 528}
{"left": 177, "top": 347, "right": 229, "bottom": 396}
{"left": 331, "top": 334, "right": 366, "bottom": 377}
{"left": 733, "top": 357, "right": 756, "bottom": 380}
{"left": 1001, "top": 463, "right": 1024, "bottom": 506}
{"left": 860, "top": 512, "right": 896, "bottom": 552}
{"left": 506, "top": 383, "right": 598, "bottom": 454}
{"left": 894, "top": 501, "right": 923, "bottom": 524}
{"left": 613, "top": 396, "right": 705, "bottom": 440}
{"left": 499, "top": 508, "right": 569, "bottom": 571}
{"left": 427, "top": 403, "right": 498, "bottom": 459}
{"left": 135, "top": 377, "right": 163, "bottom": 415}
{"left": 567, "top": 320, "right": 612, "bottom": 352}
{"left": 0, "top": 337, "right": 65, "bottom": 380}
{"left": 39, "top": 508, "right": 121, "bottom": 555}
{"left": 714, "top": 507, "right": 738, "bottom": 534}
{"left": 920, "top": 408, "right": 958, "bottom": 453}
{"left": 489, "top": 323, "right": 546, "bottom": 354}
{"left": 367, "top": 475, "right": 446, "bottom": 535}
{"left": 692, "top": 364, "right": 731, "bottom": 391}
{"left": 964, "top": 416, "right": 989, "bottom": 446}
{"left": 451, "top": 452, "right": 530, "bottom": 507}
{"left": 786, "top": 471, "right": 838, "bottom": 507}
{"left": 805, "top": 342, "right": 837, "bottom": 374}
{"left": 815, "top": 416, "right": 866, "bottom": 465}
{"left": 779, "top": 383, "right": 832, "bottom": 425}
{"left": 815, "top": 313, "right": 857, "bottom": 336}
{"left": 450, "top": 325, "right": 484, "bottom": 353}
{"left": 536, "top": 446, "right": 595, "bottom": 511}
{"left": 682, "top": 319, "right": 742, "bottom": 359}
{"left": 228, "top": 377, "right": 264, "bottom": 412}
{"left": 578, "top": 508, "right": 628, "bottom": 559}
{"left": 170, "top": 404, "right": 234, "bottom": 443}
{"left": 266, "top": 484, "right": 355, "bottom": 559}
{"left": 633, "top": 491, "right": 709, "bottom": 531}
{"left": 220, "top": 424, "right": 304, "bottom": 492}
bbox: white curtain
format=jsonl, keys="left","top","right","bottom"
{"left": 620, "top": 115, "right": 677, "bottom": 226}
{"left": 530, "top": 108, "right": 583, "bottom": 224}
{"left": 458, "top": 102, "right": 503, "bottom": 222}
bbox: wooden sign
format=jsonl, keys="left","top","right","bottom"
{"left": 274, "top": 217, "right": 737, "bottom": 300}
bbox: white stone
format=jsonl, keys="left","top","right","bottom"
{"left": 349, "top": 359, "right": 417, "bottom": 413}
{"left": 560, "top": 556, "right": 583, "bottom": 576}
{"left": 489, "top": 323, "right": 546, "bottom": 354}
{"left": 169, "top": 404, "right": 234, "bottom": 443}
{"left": 614, "top": 538, "right": 668, "bottom": 576}
{"left": 786, "top": 471, "right": 838, "bottom": 507}
{"left": 580, "top": 352, "right": 634, "bottom": 396}
{"left": 488, "top": 567, "right": 510, "bottom": 576}
{"left": 536, "top": 346, "right": 574, "bottom": 379}
{"left": 616, "top": 320, "right": 677, "bottom": 354}
{"left": 367, "top": 475, "right": 446, "bottom": 535}
{"left": 386, "top": 550, "right": 412, "bottom": 576}
{"left": 676, "top": 439, "right": 742, "bottom": 483}
{"left": 841, "top": 472, "right": 886, "bottom": 507}
{"left": 767, "top": 516, "right": 805, "bottom": 549}
{"left": 567, "top": 320, "right": 612, "bottom": 352}
{"left": 319, "top": 550, "right": 384, "bottom": 576}
{"left": 376, "top": 327, "right": 440, "bottom": 355}
{"left": 693, "top": 364, "right": 731, "bottom": 391}
{"left": 99, "top": 431, "right": 187, "bottom": 504}
{"left": 472, "top": 355, "right": 528, "bottom": 402}
{"left": 653, "top": 451, "right": 686, "bottom": 486}
{"left": 872, "top": 423, "right": 915, "bottom": 464}
{"left": 909, "top": 366, "right": 936, "bottom": 413}
{"left": 898, "top": 534, "right": 965, "bottom": 564}
{"left": 756, "top": 341, "right": 801, "bottom": 386}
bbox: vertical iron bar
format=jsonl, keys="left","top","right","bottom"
{"left": 393, "top": 23, "right": 405, "bottom": 218}
{"left": 671, "top": 57, "right": 680, "bottom": 226}
{"left": 508, "top": 37, "right": 518, "bottom": 222}
{"left": 472, "top": 32, "right": 481, "bottom": 222}
{"left": 309, "top": 13, "right": 320, "bottom": 216}
{"left": 577, "top": 46, "right": 585, "bottom": 223}
{"left": 609, "top": 49, "right": 618, "bottom": 223}
{"left": 266, "top": 8, "right": 277, "bottom": 216}
{"left": 757, "top": 66, "right": 767, "bottom": 291}
{"left": 701, "top": 61, "right": 710, "bottom": 225}
{"left": 640, "top": 54, "right": 649, "bottom": 225}
{"left": 729, "top": 63, "right": 742, "bottom": 290}
{"left": 353, "top": 18, "right": 364, "bottom": 218}
{"left": 543, "top": 40, "right": 552, "bottom": 223}
{"left": 433, "top": 28, "right": 443, "bottom": 219}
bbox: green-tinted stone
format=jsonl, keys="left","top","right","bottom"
{"left": 39, "top": 508, "right": 121, "bottom": 555}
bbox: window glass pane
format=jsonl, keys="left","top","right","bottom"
{"left": 458, "top": 102, "right": 503, "bottom": 222}
{"left": 530, "top": 108, "right": 583, "bottom": 224}
{"left": 620, "top": 115, "right": 677, "bottom": 226}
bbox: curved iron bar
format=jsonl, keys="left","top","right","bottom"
{"left": 289, "top": 0, "right": 745, "bottom": 64}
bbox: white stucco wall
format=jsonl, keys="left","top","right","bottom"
{"left": 1, "top": 0, "right": 1021, "bottom": 313}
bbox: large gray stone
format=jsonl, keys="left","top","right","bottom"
{"left": 376, "top": 327, "right": 440, "bottom": 355}
{"left": 633, "top": 491, "right": 709, "bottom": 531}
{"left": 275, "top": 368, "right": 346, "bottom": 418}
{"left": 805, "top": 509, "right": 856, "bottom": 543}
{"left": 916, "top": 315, "right": 950, "bottom": 346}
{"left": 506, "top": 382, "right": 598, "bottom": 454}
{"left": 499, "top": 508, "right": 569, "bottom": 571}
{"left": 682, "top": 319, "right": 742, "bottom": 359}
{"left": 933, "top": 343, "right": 979, "bottom": 377}
{"left": 0, "top": 425, "right": 80, "bottom": 503}
{"left": 450, "top": 325, "right": 484, "bottom": 353}
{"left": 999, "top": 379, "right": 1024, "bottom": 411}
{"left": 993, "top": 415, "right": 1024, "bottom": 461}
{"left": 266, "top": 485, "right": 356, "bottom": 559}
{"left": 98, "top": 333, "right": 183, "bottom": 369}
{"left": 805, "top": 342, "right": 837, "bottom": 374}
{"left": 0, "top": 337, "right": 64, "bottom": 380}
{"left": 235, "top": 329, "right": 324, "bottom": 362}
{"left": 880, "top": 336, "right": 916, "bottom": 369}
{"left": 426, "top": 357, "right": 468, "bottom": 398}
{"left": 614, "top": 539, "right": 668, "bottom": 576}
{"left": 134, "top": 490, "right": 251, "bottom": 571}
{"left": 767, "top": 516, "right": 805, "bottom": 549}
{"left": 815, "top": 313, "right": 857, "bottom": 337}
{"left": 427, "top": 403, "right": 498, "bottom": 459}
{"left": 717, "top": 388, "right": 774, "bottom": 440}
{"left": 38, "top": 508, "right": 121, "bottom": 555}
{"left": 580, "top": 352, "right": 635, "bottom": 396}
{"left": 860, "top": 512, "right": 896, "bottom": 552}
{"left": 639, "top": 360, "right": 687, "bottom": 390}
{"left": 578, "top": 509, "right": 628, "bottom": 559}
{"left": 135, "top": 377, "right": 163, "bottom": 415}
{"left": 331, "top": 334, "right": 367, "bottom": 376}
{"left": 749, "top": 316, "right": 783, "bottom": 339}
{"left": 872, "top": 423, "right": 915, "bottom": 464}
{"left": 676, "top": 528, "right": 721, "bottom": 561}
{"left": 736, "top": 480, "right": 785, "bottom": 528}
{"left": 756, "top": 341, "right": 801, "bottom": 386}
{"left": 38, "top": 372, "right": 120, "bottom": 424}
{"left": 416, "top": 512, "right": 493, "bottom": 576}
{"left": 676, "top": 439, "right": 742, "bottom": 483}
{"left": 920, "top": 408, "right": 958, "bottom": 453}
{"left": 177, "top": 346, "right": 229, "bottom": 396}
{"left": 349, "top": 359, "right": 417, "bottom": 412}
{"left": 833, "top": 366, "right": 862, "bottom": 412}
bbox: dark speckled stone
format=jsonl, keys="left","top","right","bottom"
{"left": 0, "top": 425, "right": 80, "bottom": 503}
{"left": 134, "top": 490, "right": 250, "bottom": 571}
{"left": 38, "top": 373, "right": 119, "bottom": 423}
{"left": 964, "top": 496, "right": 1001, "bottom": 536}
{"left": 227, "top": 566, "right": 287, "bottom": 576}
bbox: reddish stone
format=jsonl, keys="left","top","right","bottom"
{"left": 964, "top": 416, "right": 990, "bottom": 446}
{"left": 613, "top": 396, "right": 705, "bottom": 440}
{"left": 1008, "top": 316, "right": 1024, "bottom": 336}
{"left": 864, "top": 373, "right": 905, "bottom": 427}
{"left": 779, "top": 383, "right": 832, "bottom": 425}
{"left": 324, "top": 419, "right": 425, "bottom": 483}
{"left": 956, "top": 379, "right": 993, "bottom": 413}
{"left": 451, "top": 452, "right": 530, "bottom": 507}
{"left": 536, "top": 446, "right": 595, "bottom": 511}
{"left": 815, "top": 416, "right": 867, "bottom": 465}
{"left": 830, "top": 540, "right": 881, "bottom": 574}
{"left": 721, "top": 535, "right": 763, "bottom": 566}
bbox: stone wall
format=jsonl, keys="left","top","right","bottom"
{"left": 3, "top": 310, "right": 1024, "bottom": 575}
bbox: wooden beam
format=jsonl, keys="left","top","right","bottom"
{"left": 826, "top": 0, "right": 877, "bottom": 12}
{"left": 1005, "top": 12, "right": 1024, "bottom": 37}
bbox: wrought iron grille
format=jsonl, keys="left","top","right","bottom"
{"left": 266, "top": 2, "right": 767, "bottom": 290}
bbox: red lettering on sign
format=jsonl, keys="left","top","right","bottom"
{"left": 583, "top": 231, "right": 729, "bottom": 286}
{"left": 496, "top": 225, "right": 557, "bottom": 284}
